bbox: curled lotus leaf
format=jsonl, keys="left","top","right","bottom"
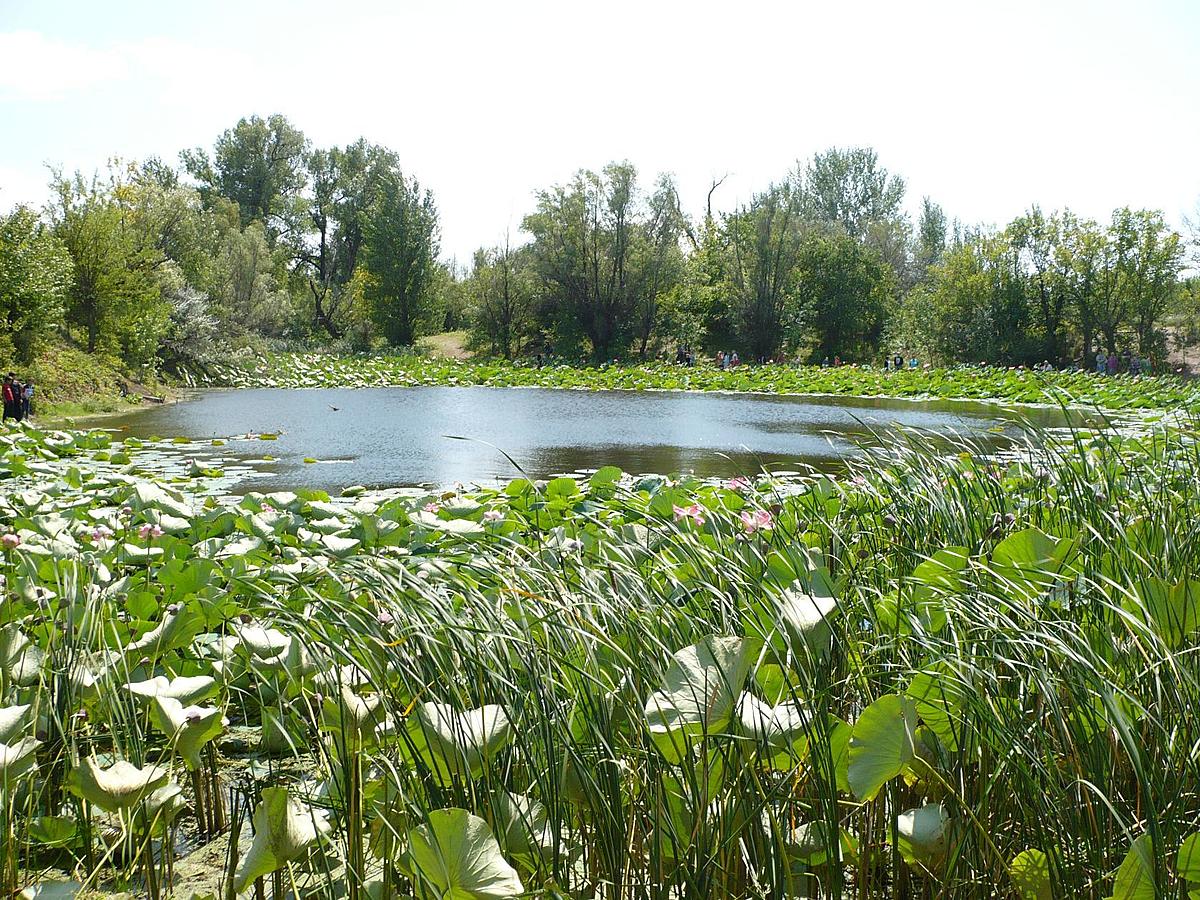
{"left": 234, "top": 786, "right": 331, "bottom": 891}
{"left": 402, "top": 703, "right": 513, "bottom": 781}
{"left": 643, "top": 636, "right": 755, "bottom": 763}
{"left": 0, "top": 736, "right": 41, "bottom": 784}
{"left": 234, "top": 624, "right": 290, "bottom": 660}
{"left": 150, "top": 696, "right": 225, "bottom": 769}
{"left": 321, "top": 686, "right": 387, "bottom": 746}
{"left": 127, "top": 606, "right": 204, "bottom": 657}
{"left": 0, "top": 704, "right": 33, "bottom": 744}
{"left": 735, "top": 692, "right": 812, "bottom": 769}
{"left": 126, "top": 675, "right": 218, "bottom": 707}
{"left": 896, "top": 803, "right": 949, "bottom": 869}
{"left": 0, "top": 625, "right": 44, "bottom": 687}
{"left": 70, "top": 757, "right": 170, "bottom": 811}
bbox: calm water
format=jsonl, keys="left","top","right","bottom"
{"left": 100, "top": 387, "right": 1070, "bottom": 491}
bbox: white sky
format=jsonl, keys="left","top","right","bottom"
{"left": 2, "top": 0, "right": 1198, "bottom": 262}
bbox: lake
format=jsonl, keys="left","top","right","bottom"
{"left": 99, "top": 386, "right": 1072, "bottom": 492}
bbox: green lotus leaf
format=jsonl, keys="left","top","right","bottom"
{"left": 321, "top": 686, "right": 387, "bottom": 747}
{"left": 1179, "top": 833, "right": 1200, "bottom": 883}
{"left": 0, "top": 704, "right": 32, "bottom": 744}
{"left": 492, "top": 790, "right": 556, "bottom": 865}
{"left": 234, "top": 786, "right": 331, "bottom": 891}
{"left": 403, "top": 808, "right": 523, "bottom": 900}
{"left": 848, "top": 694, "right": 918, "bottom": 800}
{"left": 644, "top": 636, "right": 754, "bottom": 763}
{"left": 896, "top": 803, "right": 948, "bottom": 870}
{"left": 150, "top": 696, "right": 225, "bottom": 769}
{"left": 735, "top": 692, "right": 812, "bottom": 769}
{"left": 1110, "top": 832, "right": 1156, "bottom": 899}
{"left": 1009, "top": 848, "right": 1052, "bottom": 900}
{"left": 70, "top": 757, "right": 170, "bottom": 811}
{"left": 127, "top": 606, "right": 204, "bottom": 657}
{"left": 126, "top": 675, "right": 218, "bottom": 706}
{"left": 0, "top": 736, "right": 41, "bottom": 785}
{"left": 402, "top": 703, "right": 513, "bottom": 781}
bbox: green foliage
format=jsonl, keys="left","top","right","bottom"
{"left": 0, "top": 207, "right": 71, "bottom": 364}
{"left": 360, "top": 170, "right": 440, "bottom": 347}
{"left": 1, "top": 412, "right": 1200, "bottom": 895}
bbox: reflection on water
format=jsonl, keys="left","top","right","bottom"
{"left": 98, "top": 386, "right": 1075, "bottom": 492}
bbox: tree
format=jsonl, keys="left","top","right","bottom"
{"left": 205, "top": 209, "right": 292, "bottom": 335}
{"left": 1056, "top": 213, "right": 1103, "bottom": 362}
{"left": 523, "top": 163, "right": 682, "bottom": 361}
{"left": 49, "top": 169, "right": 167, "bottom": 367}
{"left": 360, "top": 171, "right": 439, "bottom": 347}
{"left": 917, "top": 235, "right": 1033, "bottom": 364}
{"left": 1111, "top": 208, "right": 1184, "bottom": 356}
{"left": 468, "top": 239, "right": 537, "bottom": 359}
{"left": 631, "top": 175, "right": 684, "bottom": 356}
{"left": 0, "top": 207, "right": 72, "bottom": 363}
{"left": 300, "top": 140, "right": 395, "bottom": 337}
{"left": 914, "top": 197, "right": 948, "bottom": 277}
{"left": 796, "top": 228, "right": 894, "bottom": 362}
{"left": 1010, "top": 207, "right": 1070, "bottom": 363}
{"left": 182, "top": 114, "right": 309, "bottom": 243}
{"left": 725, "top": 182, "right": 805, "bottom": 361}
{"left": 801, "top": 147, "right": 906, "bottom": 242}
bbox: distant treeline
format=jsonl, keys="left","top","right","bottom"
{"left": 1, "top": 113, "right": 1196, "bottom": 375}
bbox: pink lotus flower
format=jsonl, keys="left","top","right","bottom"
{"left": 483, "top": 509, "right": 504, "bottom": 523}
{"left": 1, "top": 533, "right": 20, "bottom": 550}
{"left": 740, "top": 509, "right": 774, "bottom": 534}
{"left": 725, "top": 476, "right": 752, "bottom": 492}
{"left": 423, "top": 502, "right": 441, "bottom": 514}
{"left": 260, "top": 503, "right": 275, "bottom": 514}
{"left": 673, "top": 504, "right": 707, "bottom": 527}
{"left": 138, "top": 523, "right": 164, "bottom": 540}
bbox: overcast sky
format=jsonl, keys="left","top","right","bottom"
{"left": 2, "top": 0, "right": 1198, "bottom": 262}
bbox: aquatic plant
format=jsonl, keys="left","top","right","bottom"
{"left": 0, "top": 414, "right": 1196, "bottom": 895}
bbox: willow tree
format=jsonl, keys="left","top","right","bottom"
{"left": 725, "top": 182, "right": 805, "bottom": 362}
{"left": 523, "top": 162, "right": 681, "bottom": 361}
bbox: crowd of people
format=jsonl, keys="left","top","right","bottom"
{"left": 2, "top": 374, "right": 34, "bottom": 421}
{"left": 1094, "top": 350, "right": 1154, "bottom": 376}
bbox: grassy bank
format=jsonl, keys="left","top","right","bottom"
{"left": 0, "top": 417, "right": 1197, "bottom": 896}
{"left": 1, "top": 342, "right": 170, "bottom": 421}
{"left": 202, "top": 350, "right": 1200, "bottom": 411}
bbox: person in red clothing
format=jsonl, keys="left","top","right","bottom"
{"left": 2, "top": 376, "right": 15, "bottom": 421}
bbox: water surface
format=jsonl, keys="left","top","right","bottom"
{"left": 101, "top": 387, "right": 1070, "bottom": 491}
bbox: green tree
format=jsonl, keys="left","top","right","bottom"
{"left": 1009, "top": 207, "right": 1070, "bottom": 363}
{"left": 796, "top": 228, "right": 895, "bottom": 361}
{"left": 468, "top": 240, "right": 537, "bottom": 359}
{"left": 0, "top": 207, "right": 72, "bottom": 363}
{"left": 524, "top": 162, "right": 679, "bottom": 361}
{"left": 801, "top": 147, "right": 906, "bottom": 242}
{"left": 914, "top": 197, "right": 948, "bottom": 278}
{"left": 49, "top": 170, "right": 167, "bottom": 367}
{"left": 724, "top": 182, "right": 805, "bottom": 361}
{"left": 1112, "top": 208, "right": 1183, "bottom": 356}
{"left": 182, "top": 114, "right": 309, "bottom": 242}
{"left": 301, "top": 140, "right": 395, "bottom": 337}
{"left": 360, "top": 171, "right": 439, "bottom": 347}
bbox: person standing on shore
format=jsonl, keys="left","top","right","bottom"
{"left": 21, "top": 380, "right": 33, "bottom": 419}
{"left": 1, "top": 376, "right": 13, "bottom": 421}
